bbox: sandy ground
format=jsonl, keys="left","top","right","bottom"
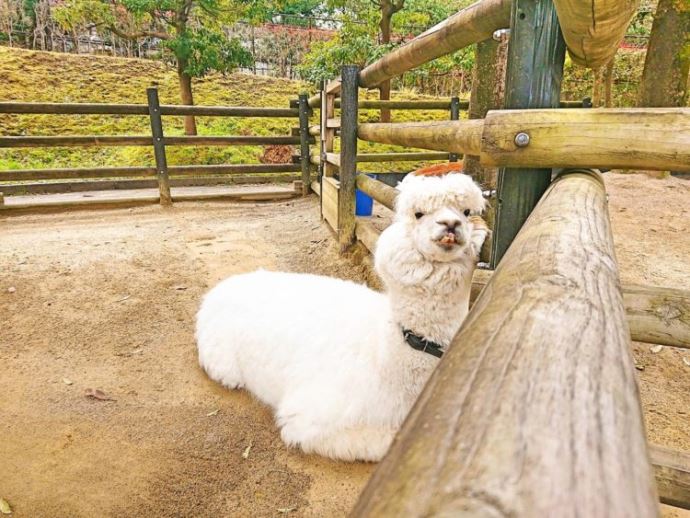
{"left": 1, "top": 173, "right": 688, "bottom": 517}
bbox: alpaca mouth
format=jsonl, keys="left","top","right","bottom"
{"left": 438, "top": 233, "right": 458, "bottom": 247}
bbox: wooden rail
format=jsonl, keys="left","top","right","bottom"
{"left": 309, "top": 151, "right": 450, "bottom": 165}
{"left": 358, "top": 0, "right": 511, "bottom": 88}
{"left": 352, "top": 170, "right": 658, "bottom": 516}
{"left": 0, "top": 102, "right": 299, "bottom": 117}
{"left": 358, "top": 108, "right": 690, "bottom": 172}
{"left": 354, "top": 175, "right": 690, "bottom": 351}
{"left": 0, "top": 135, "right": 307, "bottom": 148}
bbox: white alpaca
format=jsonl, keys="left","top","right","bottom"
{"left": 196, "top": 172, "right": 488, "bottom": 462}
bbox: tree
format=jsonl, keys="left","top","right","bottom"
{"left": 376, "top": 0, "right": 404, "bottom": 121}
{"left": 0, "top": 0, "right": 21, "bottom": 46}
{"left": 638, "top": 0, "right": 690, "bottom": 107}
{"left": 55, "top": 0, "right": 253, "bottom": 135}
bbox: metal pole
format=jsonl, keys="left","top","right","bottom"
{"left": 490, "top": 0, "right": 566, "bottom": 267}
{"left": 338, "top": 65, "right": 360, "bottom": 252}
{"left": 298, "top": 93, "right": 312, "bottom": 195}
{"left": 146, "top": 87, "right": 172, "bottom": 206}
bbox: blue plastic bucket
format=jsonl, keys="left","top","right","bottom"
{"left": 355, "top": 174, "right": 376, "bottom": 216}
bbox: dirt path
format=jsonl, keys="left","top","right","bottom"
{"left": 1, "top": 173, "right": 688, "bottom": 517}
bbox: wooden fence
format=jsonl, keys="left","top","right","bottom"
{"left": 306, "top": 0, "right": 690, "bottom": 513}
{"left": 0, "top": 88, "right": 315, "bottom": 208}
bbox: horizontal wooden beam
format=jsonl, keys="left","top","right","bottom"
{"left": 325, "top": 152, "right": 341, "bottom": 167}
{"left": 325, "top": 80, "right": 341, "bottom": 95}
{"left": 0, "top": 189, "right": 299, "bottom": 214}
{"left": 481, "top": 107, "right": 690, "bottom": 171}
{"left": 358, "top": 120, "right": 483, "bottom": 155}
{"left": 353, "top": 215, "right": 690, "bottom": 351}
{"left": 650, "top": 444, "right": 690, "bottom": 510}
{"left": 0, "top": 102, "right": 298, "bottom": 118}
{"left": 0, "top": 135, "right": 306, "bottom": 148}
{"left": 357, "top": 108, "right": 690, "bottom": 172}
{"left": 310, "top": 151, "right": 450, "bottom": 165}
{"left": 311, "top": 99, "right": 588, "bottom": 111}
{"left": 326, "top": 118, "right": 341, "bottom": 129}
{"left": 355, "top": 174, "right": 397, "bottom": 210}
{"left": 359, "top": 0, "right": 511, "bottom": 88}
{"left": 352, "top": 170, "right": 658, "bottom": 516}
{"left": 1, "top": 163, "right": 301, "bottom": 182}
{"left": 0, "top": 174, "right": 299, "bottom": 195}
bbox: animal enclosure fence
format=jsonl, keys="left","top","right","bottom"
{"left": 306, "top": 0, "right": 690, "bottom": 514}
{"left": 0, "top": 88, "right": 316, "bottom": 210}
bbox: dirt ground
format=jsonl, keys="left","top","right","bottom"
{"left": 1, "top": 173, "right": 688, "bottom": 517}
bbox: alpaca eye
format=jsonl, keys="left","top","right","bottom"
{"left": 464, "top": 209, "right": 471, "bottom": 217}
{"left": 414, "top": 212, "right": 424, "bottom": 219}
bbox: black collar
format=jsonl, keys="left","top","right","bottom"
{"left": 402, "top": 329, "right": 444, "bottom": 358}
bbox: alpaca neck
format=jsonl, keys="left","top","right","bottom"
{"left": 386, "top": 261, "right": 473, "bottom": 348}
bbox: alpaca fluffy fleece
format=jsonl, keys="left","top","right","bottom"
{"left": 196, "top": 172, "right": 487, "bottom": 462}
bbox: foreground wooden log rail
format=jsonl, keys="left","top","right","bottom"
{"left": 352, "top": 170, "right": 659, "bottom": 516}
{"left": 355, "top": 174, "right": 690, "bottom": 350}
{"left": 358, "top": 108, "right": 690, "bottom": 171}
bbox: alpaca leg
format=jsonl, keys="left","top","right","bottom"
{"left": 279, "top": 415, "right": 396, "bottom": 462}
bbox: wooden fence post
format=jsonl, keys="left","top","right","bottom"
{"left": 490, "top": 0, "right": 566, "bottom": 267}
{"left": 298, "top": 93, "right": 312, "bottom": 195}
{"left": 448, "top": 96, "right": 460, "bottom": 162}
{"left": 146, "top": 87, "right": 172, "bottom": 206}
{"left": 338, "top": 65, "right": 360, "bottom": 252}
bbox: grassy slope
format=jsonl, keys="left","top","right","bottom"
{"left": 0, "top": 47, "right": 452, "bottom": 174}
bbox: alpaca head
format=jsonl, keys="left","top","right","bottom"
{"left": 393, "top": 171, "right": 486, "bottom": 263}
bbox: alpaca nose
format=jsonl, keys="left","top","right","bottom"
{"left": 436, "top": 218, "right": 461, "bottom": 232}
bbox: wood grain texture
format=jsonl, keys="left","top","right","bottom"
{"left": 553, "top": 0, "right": 639, "bottom": 69}
{"left": 481, "top": 108, "right": 690, "bottom": 171}
{"left": 624, "top": 285, "right": 690, "bottom": 349}
{"left": 358, "top": 120, "right": 483, "bottom": 155}
{"left": 359, "top": 0, "right": 511, "bottom": 88}
{"left": 351, "top": 170, "right": 659, "bottom": 517}
{"left": 650, "top": 444, "right": 690, "bottom": 510}
{"left": 355, "top": 174, "right": 397, "bottom": 211}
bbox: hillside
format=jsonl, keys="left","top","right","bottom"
{"left": 0, "top": 47, "right": 452, "bottom": 174}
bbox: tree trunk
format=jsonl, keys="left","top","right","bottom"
{"left": 379, "top": 5, "right": 394, "bottom": 123}
{"left": 639, "top": 0, "right": 690, "bottom": 108}
{"left": 177, "top": 60, "right": 197, "bottom": 136}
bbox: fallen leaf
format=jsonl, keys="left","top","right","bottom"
{"left": 62, "top": 378, "right": 73, "bottom": 385}
{"left": 0, "top": 497, "right": 11, "bottom": 514}
{"left": 242, "top": 440, "right": 253, "bottom": 459}
{"left": 683, "top": 358, "right": 690, "bottom": 367}
{"left": 206, "top": 409, "right": 219, "bottom": 417}
{"left": 84, "top": 388, "right": 116, "bottom": 401}
{"left": 172, "top": 285, "right": 188, "bottom": 291}
{"left": 277, "top": 507, "right": 296, "bottom": 514}
{"left": 650, "top": 345, "right": 663, "bottom": 354}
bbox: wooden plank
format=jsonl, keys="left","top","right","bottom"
{"left": 0, "top": 175, "right": 299, "bottom": 195}
{"left": 0, "top": 189, "right": 298, "bottom": 214}
{"left": 321, "top": 176, "right": 339, "bottom": 232}
{"left": 164, "top": 136, "right": 303, "bottom": 146}
{"left": 624, "top": 284, "right": 690, "bottom": 349}
{"left": 650, "top": 444, "right": 690, "bottom": 510}
{"left": 358, "top": 120, "right": 483, "bottom": 155}
{"left": 0, "top": 136, "right": 152, "bottom": 147}
{"left": 311, "top": 152, "right": 450, "bottom": 164}
{"left": 481, "top": 108, "right": 690, "bottom": 172}
{"left": 168, "top": 164, "right": 302, "bottom": 175}
{"left": 352, "top": 170, "right": 658, "bottom": 517}
{"left": 325, "top": 79, "right": 341, "bottom": 95}
{"left": 359, "top": 0, "right": 511, "bottom": 88}
{"left": 0, "top": 102, "right": 299, "bottom": 117}
{"left": 491, "top": 0, "right": 566, "bottom": 267}
{"left": 325, "top": 153, "right": 341, "bottom": 167}
{"left": 326, "top": 118, "right": 341, "bottom": 129}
